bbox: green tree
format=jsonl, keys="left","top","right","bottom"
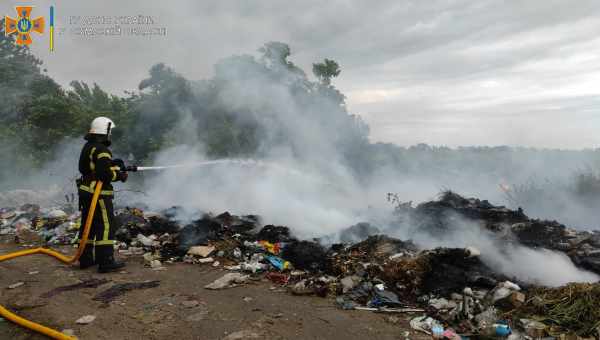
{"left": 312, "top": 58, "right": 341, "bottom": 86}
{"left": 0, "top": 18, "right": 73, "bottom": 176}
{"left": 67, "top": 81, "right": 131, "bottom": 136}
{"left": 121, "top": 63, "right": 193, "bottom": 160}
{"left": 0, "top": 18, "right": 46, "bottom": 123}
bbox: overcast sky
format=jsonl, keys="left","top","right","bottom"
{"left": 3, "top": 0, "right": 600, "bottom": 149}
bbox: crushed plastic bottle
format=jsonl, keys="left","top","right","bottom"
{"left": 481, "top": 321, "right": 512, "bottom": 337}
{"left": 431, "top": 321, "right": 444, "bottom": 339}
{"left": 493, "top": 322, "right": 512, "bottom": 337}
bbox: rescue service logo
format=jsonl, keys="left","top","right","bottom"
{"left": 4, "top": 6, "right": 45, "bottom": 45}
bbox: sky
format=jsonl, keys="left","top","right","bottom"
{"left": 3, "top": 0, "right": 600, "bottom": 149}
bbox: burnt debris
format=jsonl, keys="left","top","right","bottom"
{"left": 3, "top": 191, "right": 600, "bottom": 337}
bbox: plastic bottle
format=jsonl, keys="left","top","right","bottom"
{"left": 493, "top": 323, "right": 512, "bottom": 337}
{"left": 481, "top": 322, "right": 511, "bottom": 337}
{"left": 431, "top": 321, "right": 444, "bottom": 339}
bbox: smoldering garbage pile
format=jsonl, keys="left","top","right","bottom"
{"left": 2, "top": 191, "right": 600, "bottom": 339}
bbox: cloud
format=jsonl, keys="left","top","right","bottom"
{"left": 2, "top": 0, "right": 599, "bottom": 148}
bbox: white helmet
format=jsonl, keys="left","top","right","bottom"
{"left": 89, "top": 117, "right": 116, "bottom": 136}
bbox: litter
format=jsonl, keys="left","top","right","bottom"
{"left": 410, "top": 315, "right": 436, "bottom": 335}
{"left": 258, "top": 240, "right": 281, "bottom": 255}
{"left": 265, "top": 272, "right": 290, "bottom": 285}
{"left": 188, "top": 245, "right": 215, "bottom": 257}
{"left": 354, "top": 307, "right": 425, "bottom": 313}
{"left": 75, "top": 315, "right": 96, "bottom": 325}
{"left": 265, "top": 255, "right": 290, "bottom": 271}
{"left": 205, "top": 273, "right": 249, "bottom": 290}
{"left": 431, "top": 322, "right": 444, "bottom": 339}
{"left": 2, "top": 191, "right": 600, "bottom": 337}
{"left": 7, "top": 282, "right": 24, "bottom": 289}
{"left": 369, "top": 290, "right": 405, "bottom": 308}
{"left": 61, "top": 329, "right": 75, "bottom": 336}
{"left": 198, "top": 257, "right": 214, "bottom": 264}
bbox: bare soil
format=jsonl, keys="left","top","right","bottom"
{"left": 0, "top": 240, "right": 426, "bottom": 340}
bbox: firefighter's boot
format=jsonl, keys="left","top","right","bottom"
{"left": 79, "top": 245, "right": 96, "bottom": 269}
{"left": 96, "top": 245, "right": 125, "bottom": 273}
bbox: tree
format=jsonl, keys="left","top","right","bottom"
{"left": 258, "top": 41, "right": 305, "bottom": 77}
{"left": 0, "top": 18, "right": 73, "bottom": 176}
{"left": 312, "top": 58, "right": 341, "bottom": 86}
{"left": 67, "top": 81, "right": 132, "bottom": 144}
{"left": 0, "top": 39, "right": 372, "bottom": 184}
{"left": 0, "top": 18, "right": 54, "bottom": 124}
{"left": 118, "top": 63, "right": 194, "bottom": 160}
{"left": 258, "top": 41, "right": 291, "bottom": 66}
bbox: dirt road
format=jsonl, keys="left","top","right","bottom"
{"left": 0, "top": 240, "right": 424, "bottom": 340}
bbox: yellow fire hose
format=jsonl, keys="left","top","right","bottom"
{"left": 0, "top": 181, "right": 104, "bottom": 340}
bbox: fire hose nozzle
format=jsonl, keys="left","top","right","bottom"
{"left": 124, "top": 165, "right": 138, "bottom": 172}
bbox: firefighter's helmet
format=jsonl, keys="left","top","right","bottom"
{"left": 89, "top": 117, "right": 115, "bottom": 136}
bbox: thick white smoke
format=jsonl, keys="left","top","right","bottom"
{"left": 103, "top": 50, "right": 600, "bottom": 287}
{"left": 387, "top": 213, "right": 599, "bottom": 286}
{"left": 139, "top": 145, "right": 365, "bottom": 238}
{"left": 5, "top": 46, "right": 598, "bottom": 288}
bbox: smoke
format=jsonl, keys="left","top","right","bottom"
{"left": 0, "top": 138, "right": 80, "bottom": 206}
{"left": 138, "top": 146, "right": 364, "bottom": 238}
{"left": 5, "top": 138, "right": 80, "bottom": 191}
{"left": 386, "top": 211, "right": 599, "bottom": 286}
{"left": 115, "top": 49, "right": 366, "bottom": 237}
{"left": 104, "top": 47, "right": 599, "bottom": 287}
{"left": 2, "top": 41, "right": 599, "bottom": 287}
{"left": 503, "top": 168, "right": 600, "bottom": 230}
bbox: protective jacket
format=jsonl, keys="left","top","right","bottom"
{"left": 77, "top": 136, "right": 125, "bottom": 250}
{"left": 78, "top": 139, "right": 122, "bottom": 197}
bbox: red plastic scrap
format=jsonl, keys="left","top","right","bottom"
{"left": 266, "top": 271, "right": 290, "bottom": 285}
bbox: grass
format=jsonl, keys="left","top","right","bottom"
{"left": 512, "top": 283, "right": 600, "bottom": 337}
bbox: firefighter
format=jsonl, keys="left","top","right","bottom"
{"left": 77, "top": 117, "right": 128, "bottom": 273}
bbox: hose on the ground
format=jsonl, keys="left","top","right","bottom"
{"left": 0, "top": 181, "right": 103, "bottom": 340}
